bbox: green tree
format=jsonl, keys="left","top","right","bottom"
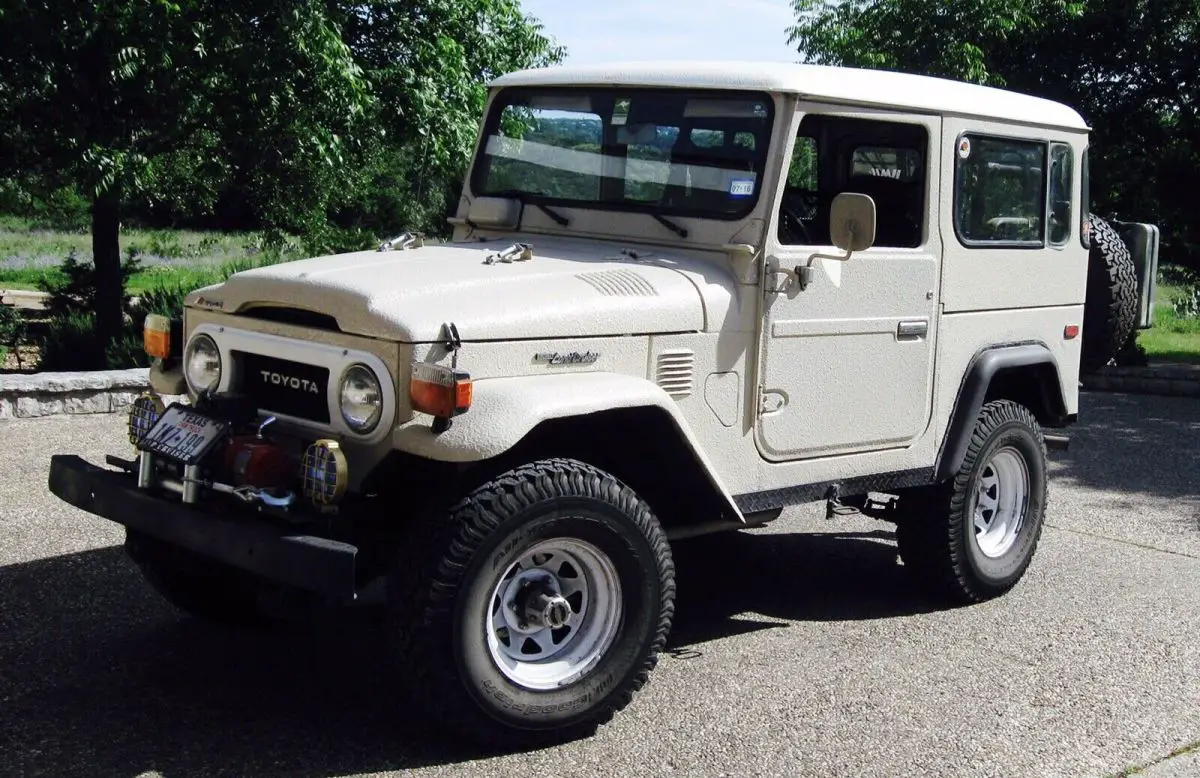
{"left": 328, "top": 0, "right": 565, "bottom": 238}
{"left": 0, "top": 0, "right": 373, "bottom": 351}
{"left": 788, "top": 0, "right": 1200, "bottom": 272}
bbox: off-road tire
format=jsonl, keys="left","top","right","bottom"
{"left": 124, "top": 529, "right": 275, "bottom": 626}
{"left": 1082, "top": 213, "right": 1139, "bottom": 372}
{"left": 387, "top": 458, "right": 675, "bottom": 749}
{"left": 895, "top": 400, "right": 1048, "bottom": 604}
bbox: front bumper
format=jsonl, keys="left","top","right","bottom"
{"left": 48, "top": 454, "right": 358, "bottom": 600}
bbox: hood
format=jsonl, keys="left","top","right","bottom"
{"left": 188, "top": 235, "right": 719, "bottom": 342}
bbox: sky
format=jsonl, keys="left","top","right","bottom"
{"left": 519, "top": 0, "right": 801, "bottom": 66}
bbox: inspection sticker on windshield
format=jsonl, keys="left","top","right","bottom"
{"left": 729, "top": 179, "right": 755, "bottom": 197}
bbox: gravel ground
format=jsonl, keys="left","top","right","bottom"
{"left": 1, "top": 392, "right": 1197, "bottom": 778}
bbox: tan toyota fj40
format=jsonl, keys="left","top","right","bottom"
{"left": 49, "top": 60, "right": 1158, "bottom": 746}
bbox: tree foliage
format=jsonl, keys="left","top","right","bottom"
{"left": 0, "top": 0, "right": 563, "bottom": 356}
{"left": 325, "top": 0, "right": 565, "bottom": 240}
{"left": 0, "top": 0, "right": 375, "bottom": 348}
{"left": 788, "top": 0, "right": 1200, "bottom": 271}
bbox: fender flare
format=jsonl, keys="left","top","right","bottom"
{"left": 392, "top": 371, "right": 745, "bottom": 522}
{"left": 934, "top": 342, "right": 1066, "bottom": 483}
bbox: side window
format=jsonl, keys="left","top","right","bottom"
{"left": 1048, "top": 143, "right": 1073, "bottom": 245}
{"left": 777, "top": 115, "right": 927, "bottom": 248}
{"left": 954, "top": 135, "right": 1047, "bottom": 245}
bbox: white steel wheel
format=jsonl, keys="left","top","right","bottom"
{"left": 894, "top": 399, "right": 1048, "bottom": 604}
{"left": 971, "top": 446, "right": 1030, "bottom": 559}
{"left": 387, "top": 458, "right": 674, "bottom": 748}
{"left": 486, "top": 538, "right": 623, "bottom": 691}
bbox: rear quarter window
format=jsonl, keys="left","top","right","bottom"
{"left": 954, "top": 134, "right": 1047, "bottom": 247}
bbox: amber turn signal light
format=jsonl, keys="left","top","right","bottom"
{"left": 144, "top": 314, "right": 172, "bottom": 359}
{"left": 410, "top": 362, "right": 473, "bottom": 418}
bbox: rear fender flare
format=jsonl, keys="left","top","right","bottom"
{"left": 934, "top": 343, "right": 1065, "bottom": 483}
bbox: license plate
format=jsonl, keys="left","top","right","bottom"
{"left": 138, "top": 404, "right": 230, "bottom": 465}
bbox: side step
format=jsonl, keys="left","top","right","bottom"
{"left": 1044, "top": 433, "right": 1070, "bottom": 452}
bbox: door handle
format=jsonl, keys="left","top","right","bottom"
{"left": 897, "top": 320, "right": 928, "bottom": 339}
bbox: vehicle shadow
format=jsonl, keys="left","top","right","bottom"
{"left": 667, "top": 526, "right": 949, "bottom": 650}
{"left": 0, "top": 526, "right": 940, "bottom": 776}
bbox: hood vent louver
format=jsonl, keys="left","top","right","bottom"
{"left": 576, "top": 269, "right": 658, "bottom": 297}
{"left": 656, "top": 350, "right": 695, "bottom": 399}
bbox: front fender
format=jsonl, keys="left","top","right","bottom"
{"left": 392, "top": 371, "right": 743, "bottom": 521}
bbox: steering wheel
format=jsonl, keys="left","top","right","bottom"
{"left": 779, "top": 190, "right": 819, "bottom": 244}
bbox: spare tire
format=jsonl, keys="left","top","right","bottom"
{"left": 1082, "top": 213, "right": 1138, "bottom": 371}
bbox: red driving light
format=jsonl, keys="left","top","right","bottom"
{"left": 1064, "top": 325, "right": 1080, "bottom": 340}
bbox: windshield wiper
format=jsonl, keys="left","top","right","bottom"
{"left": 650, "top": 213, "right": 689, "bottom": 239}
{"left": 491, "top": 190, "right": 570, "bottom": 226}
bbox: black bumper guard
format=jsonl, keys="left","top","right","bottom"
{"left": 47, "top": 454, "right": 358, "bottom": 600}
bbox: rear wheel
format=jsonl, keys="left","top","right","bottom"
{"left": 124, "top": 529, "right": 275, "bottom": 626}
{"left": 387, "top": 458, "right": 674, "bottom": 748}
{"left": 896, "top": 400, "right": 1048, "bottom": 603}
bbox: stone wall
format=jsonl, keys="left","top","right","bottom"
{"left": 1082, "top": 363, "right": 1200, "bottom": 398}
{"left": 0, "top": 369, "right": 152, "bottom": 418}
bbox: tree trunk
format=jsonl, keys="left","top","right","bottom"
{"left": 91, "top": 189, "right": 123, "bottom": 357}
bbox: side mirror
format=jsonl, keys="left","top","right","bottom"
{"left": 829, "top": 192, "right": 876, "bottom": 252}
{"left": 789, "top": 192, "right": 877, "bottom": 292}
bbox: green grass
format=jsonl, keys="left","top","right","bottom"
{"left": 0, "top": 215, "right": 302, "bottom": 295}
{"left": 0, "top": 263, "right": 248, "bottom": 295}
{"left": 0, "top": 214, "right": 264, "bottom": 264}
{"left": 1138, "top": 282, "right": 1200, "bottom": 364}
{"left": 0, "top": 266, "right": 54, "bottom": 290}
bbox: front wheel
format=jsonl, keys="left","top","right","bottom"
{"left": 896, "top": 400, "right": 1048, "bottom": 603}
{"left": 388, "top": 458, "right": 675, "bottom": 747}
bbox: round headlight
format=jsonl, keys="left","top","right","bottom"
{"left": 184, "top": 334, "right": 222, "bottom": 393}
{"left": 340, "top": 364, "right": 382, "bottom": 433}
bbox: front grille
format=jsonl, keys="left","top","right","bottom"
{"left": 234, "top": 351, "right": 330, "bottom": 423}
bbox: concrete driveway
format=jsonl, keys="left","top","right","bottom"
{"left": 1, "top": 392, "right": 1197, "bottom": 777}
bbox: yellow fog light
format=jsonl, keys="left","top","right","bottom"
{"left": 128, "top": 393, "right": 165, "bottom": 446}
{"left": 301, "top": 439, "right": 349, "bottom": 506}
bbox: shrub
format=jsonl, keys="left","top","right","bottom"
{"left": 37, "top": 249, "right": 140, "bottom": 319}
{"left": 37, "top": 312, "right": 111, "bottom": 371}
{"left": 0, "top": 303, "right": 28, "bottom": 368}
{"left": 1172, "top": 282, "right": 1200, "bottom": 320}
{"left": 32, "top": 243, "right": 298, "bottom": 371}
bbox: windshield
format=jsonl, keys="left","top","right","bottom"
{"left": 470, "top": 87, "right": 775, "bottom": 220}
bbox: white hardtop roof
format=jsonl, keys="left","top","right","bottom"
{"left": 490, "top": 60, "right": 1089, "bottom": 132}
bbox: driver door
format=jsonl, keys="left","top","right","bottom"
{"left": 755, "top": 104, "right": 943, "bottom": 462}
